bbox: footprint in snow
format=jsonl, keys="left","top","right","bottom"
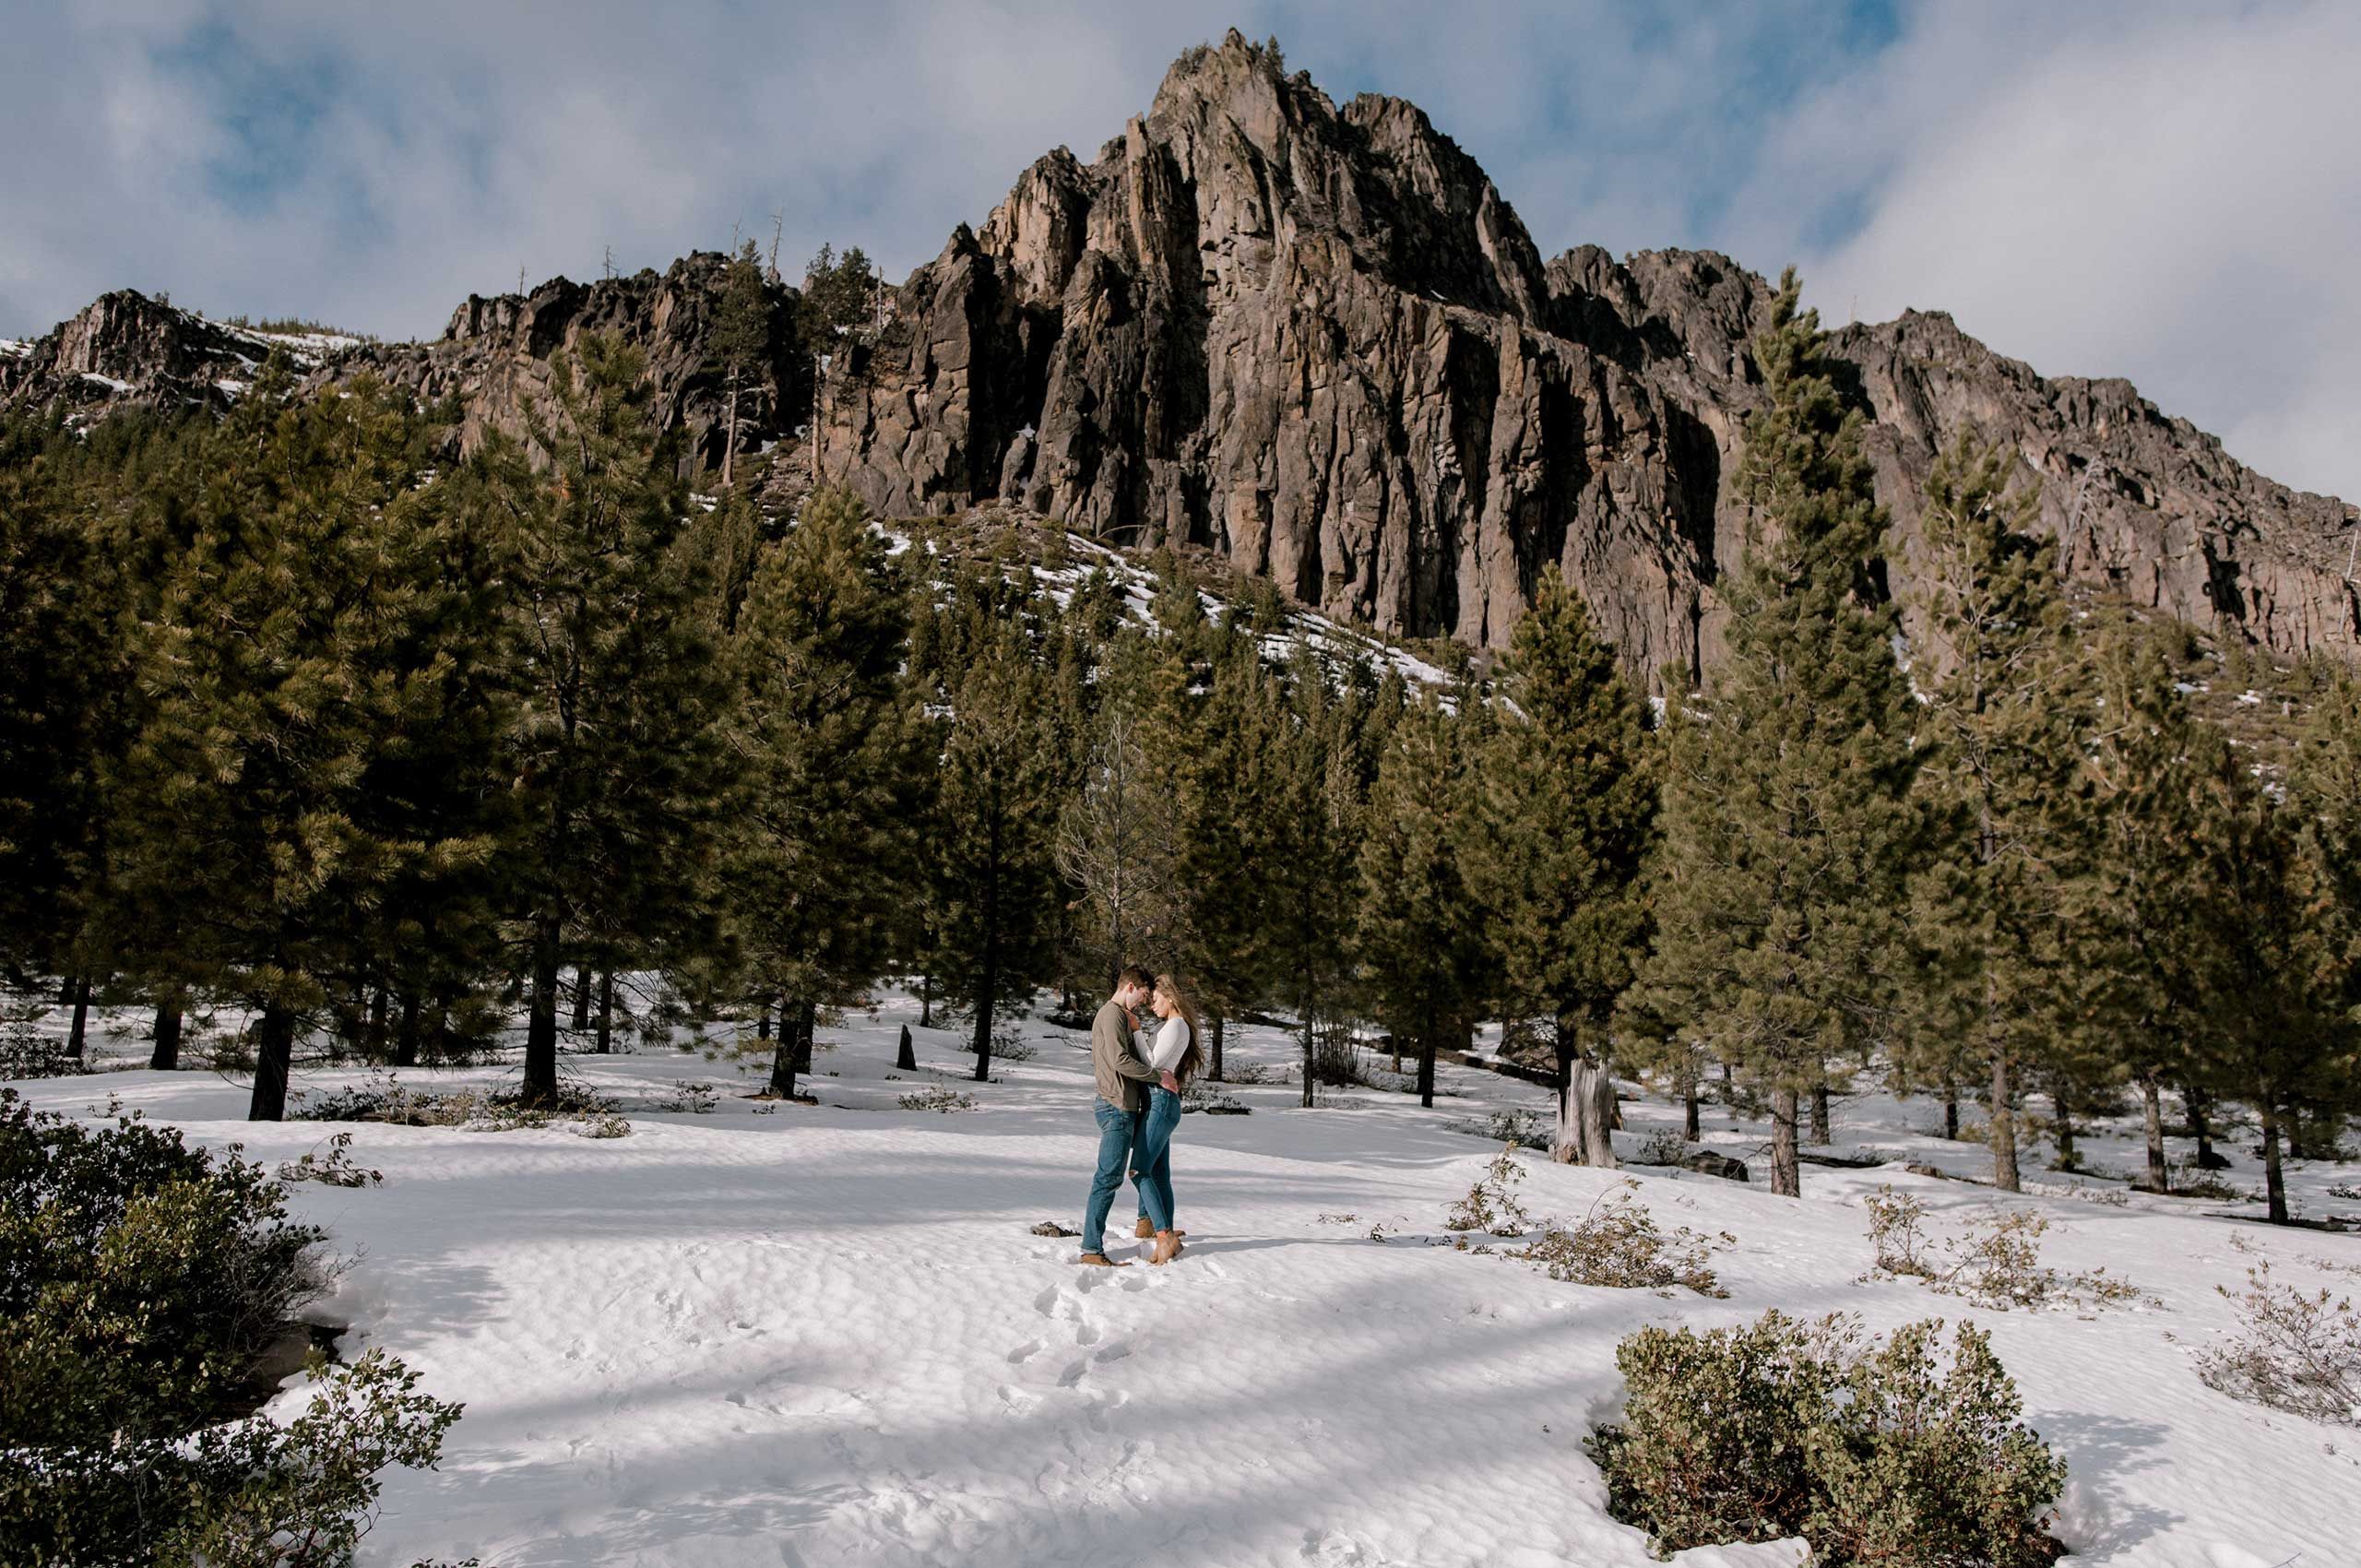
{"left": 1033, "top": 1286, "right": 1061, "bottom": 1316}
{"left": 1058, "top": 1358, "right": 1090, "bottom": 1388}
{"left": 1007, "top": 1339, "right": 1042, "bottom": 1364}
{"left": 1094, "top": 1339, "right": 1131, "bottom": 1364}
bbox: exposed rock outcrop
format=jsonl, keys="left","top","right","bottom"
{"left": 821, "top": 30, "right": 2360, "bottom": 681}
{"left": 3, "top": 255, "right": 808, "bottom": 483}
{"left": 10, "top": 31, "right": 2355, "bottom": 680}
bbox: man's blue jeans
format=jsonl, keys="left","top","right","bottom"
{"left": 1133, "top": 1086, "right": 1180, "bottom": 1233}
{"left": 1082, "top": 1099, "right": 1141, "bottom": 1254}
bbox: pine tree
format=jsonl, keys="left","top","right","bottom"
{"left": 2073, "top": 616, "right": 2214, "bottom": 1192}
{"left": 1055, "top": 701, "right": 1183, "bottom": 991}
{"left": 724, "top": 486, "right": 919, "bottom": 1099}
{"left": 1632, "top": 271, "right": 1922, "bottom": 1197}
{"left": 1357, "top": 695, "right": 1488, "bottom": 1108}
{"left": 1470, "top": 567, "right": 1655, "bottom": 1163}
{"left": 2179, "top": 729, "right": 2356, "bottom": 1223}
{"left": 477, "top": 335, "right": 740, "bottom": 1109}
{"left": 111, "top": 378, "right": 489, "bottom": 1118}
{"left": 712, "top": 239, "right": 772, "bottom": 488}
{"left": 1905, "top": 434, "right": 2090, "bottom": 1190}
{"left": 930, "top": 604, "right": 1063, "bottom": 1081}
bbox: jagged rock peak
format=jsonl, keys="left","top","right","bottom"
{"left": 821, "top": 34, "right": 2358, "bottom": 676}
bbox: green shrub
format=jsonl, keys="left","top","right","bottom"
{"left": 1589, "top": 1309, "right": 2066, "bottom": 1566}
{"left": 0, "top": 1088, "right": 462, "bottom": 1564}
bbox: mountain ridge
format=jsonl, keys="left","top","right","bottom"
{"left": 6, "top": 30, "right": 2354, "bottom": 685}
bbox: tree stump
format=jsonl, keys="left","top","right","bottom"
{"left": 896, "top": 1024, "right": 917, "bottom": 1072}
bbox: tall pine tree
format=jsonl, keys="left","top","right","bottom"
{"left": 1905, "top": 434, "right": 2090, "bottom": 1190}
{"left": 1469, "top": 567, "right": 1655, "bottom": 1163}
{"left": 1633, "top": 270, "right": 1922, "bottom": 1196}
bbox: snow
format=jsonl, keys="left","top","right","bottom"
{"left": 14, "top": 992, "right": 2361, "bottom": 1566}
{"left": 0, "top": 337, "right": 30, "bottom": 359}
{"left": 79, "top": 371, "right": 132, "bottom": 393}
{"left": 198, "top": 316, "right": 364, "bottom": 370}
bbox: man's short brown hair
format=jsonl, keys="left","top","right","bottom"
{"left": 1118, "top": 965, "right": 1156, "bottom": 992}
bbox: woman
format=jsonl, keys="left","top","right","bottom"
{"left": 1131, "top": 972, "right": 1204, "bottom": 1265}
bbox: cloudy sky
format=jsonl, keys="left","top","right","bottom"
{"left": 6, "top": 0, "right": 2355, "bottom": 500}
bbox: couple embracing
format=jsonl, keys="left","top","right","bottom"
{"left": 1077, "top": 965, "right": 1204, "bottom": 1267}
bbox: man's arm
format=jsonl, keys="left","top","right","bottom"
{"left": 1094, "top": 1009, "right": 1160, "bottom": 1082}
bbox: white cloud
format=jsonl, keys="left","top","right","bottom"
{"left": 2, "top": 0, "right": 2355, "bottom": 502}
{"left": 1744, "top": 0, "right": 2361, "bottom": 501}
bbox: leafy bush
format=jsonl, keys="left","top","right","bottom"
{"left": 0, "top": 1089, "right": 462, "bottom": 1564}
{"left": 1632, "top": 1127, "right": 1692, "bottom": 1167}
{"left": 898, "top": 1085, "right": 977, "bottom": 1112}
{"left": 1445, "top": 1145, "right": 1534, "bottom": 1236}
{"left": 0, "top": 996, "right": 75, "bottom": 1078}
{"left": 655, "top": 1080, "right": 718, "bottom": 1114}
{"left": 1224, "top": 1060, "right": 1279, "bottom": 1086}
{"left": 987, "top": 1028, "right": 1037, "bottom": 1062}
{"left": 1518, "top": 1180, "right": 1729, "bottom": 1297}
{"left": 293, "top": 1072, "right": 628, "bottom": 1135}
{"left": 2194, "top": 1257, "right": 2361, "bottom": 1423}
{"left": 1589, "top": 1310, "right": 2066, "bottom": 1566}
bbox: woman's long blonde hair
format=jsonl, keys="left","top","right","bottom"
{"left": 1154, "top": 972, "right": 1204, "bottom": 1087}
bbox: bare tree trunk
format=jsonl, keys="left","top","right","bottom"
{"left": 721, "top": 374, "right": 740, "bottom": 487}
{"left": 523, "top": 914, "right": 564, "bottom": 1109}
{"left": 2260, "top": 1098, "right": 2289, "bottom": 1224}
{"left": 249, "top": 1002, "right": 298, "bottom": 1122}
{"left": 795, "top": 1000, "right": 815, "bottom": 1075}
{"left": 1209, "top": 1013, "right": 1224, "bottom": 1082}
{"left": 1809, "top": 1081, "right": 1831, "bottom": 1146}
{"left": 1682, "top": 1071, "right": 1701, "bottom": 1141}
{"left": 2053, "top": 1083, "right": 2079, "bottom": 1170}
{"left": 757, "top": 1003, "right": 771, "bottom": 1041}
{"left": 393, "top": 992, "right": 421, "bottom": 1069}
{"left": 1549, "top": 1018, "right": 1580, "bottom": 1164}
{"left": 1943, "top": 1075, "right": 1960, "bottom": 1141}
{"left": 1989, "top": 1040, "right": 2021, "bottom": 1193}
{"left": 768, "top": 996, "right": 803, "bottom": 1099}
{"left": 1770, "top": 1087, "right": 1800, "bottom": 1197}
{"left": 65, "top": 975, "right": 89, "bottom": 1062}
{"left": 2139, "top": 1073, "right": 2168, "bottom": 1192}
{"left": 2187, "top": 1087, "right": 2222, "bottom": 1169}
{"left": 595, "top": 969, "right": 614, "bottom": 1054}
{"left": 571, "top": 963, "right": 592, "bottom": 1032}
{"left": 920, "top": 972, "right": 932, "bottom": 1028}
{"left": 149, "top": 993, "right": 183, "bottom": 1072}
{"left": 366, "top": 984, "right": 388, "bottom": 1060}
{"left": 1575, "top": 1057, "right": 1619, "bottom": 1170}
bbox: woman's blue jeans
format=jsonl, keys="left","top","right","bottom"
{"left": 1133, "top": 1086, "right": 1180, "bottom": 1232}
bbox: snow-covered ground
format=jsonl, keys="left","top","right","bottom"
{"left": 12, "top": 992, "right": 2361, "bottom": 1567}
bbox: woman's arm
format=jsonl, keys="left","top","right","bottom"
{"left": 1149, "top": 1016, "right": 1189, "bottom": 1073}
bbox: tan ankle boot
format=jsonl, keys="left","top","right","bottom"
{"left": 1134, "top": 1216, "right": 1156, "bottom": 1240}
{"left": 1150, "top": 1229, "right": 1183, "bottom": 1265}
{"left": 1076, "top": 1251, "right": 1130, "bottom": 1268}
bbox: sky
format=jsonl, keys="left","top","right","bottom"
{"left": 4, "top": 0, "right": 2355, "bottom": 502}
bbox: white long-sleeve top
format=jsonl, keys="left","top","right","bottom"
{"left": 1146, "top": 1015, "right": 1191, "bottom": 1073}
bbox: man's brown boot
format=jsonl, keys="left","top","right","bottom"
{"left": 1076, "top": 1251, "right": 1130, "bottom": 1268}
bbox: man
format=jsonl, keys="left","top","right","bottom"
{"left": 1077, "top": 964, "right": 1179, "bottom": 1266}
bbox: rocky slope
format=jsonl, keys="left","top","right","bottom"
{"left": 8, "top": 30, "right": 2355, "bottom": 683}
{"left": 820, "top": 31, "right": 2359, "bottom": 683}
{"left": 1, "top": 254, "right": 808, "bottom": 482}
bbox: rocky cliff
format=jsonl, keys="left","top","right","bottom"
{"left": 820, "top": 30, "right": 2360, "bottom": 683}
{"left": 1, "top": 254, "right": 807, "bottom": 482}
{"left": 9, "top": 30, "right": 2355, "bottom": 683}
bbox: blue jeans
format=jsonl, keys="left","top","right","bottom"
{"left": 1133, "top": 1087, "right": 1180, "bottom": 1232}
{"left": 1081, "top": 1099, "right": 1142, "bottom": 1254}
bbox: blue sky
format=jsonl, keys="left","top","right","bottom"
{"left": 4, "top": 1, "right": 2355, "bottom": 501}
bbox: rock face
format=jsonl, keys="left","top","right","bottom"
{"left": 10, "top": 32, "right": 2356, "bottom": 678}
{"left": 823, "top": 30, "right": 2360, "bottom": 682}
{"left": 3, "top": 255, "right": 807, "bottom": 481}
{"left": 346, "top": 253, "right": 806, "bottom": 477}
